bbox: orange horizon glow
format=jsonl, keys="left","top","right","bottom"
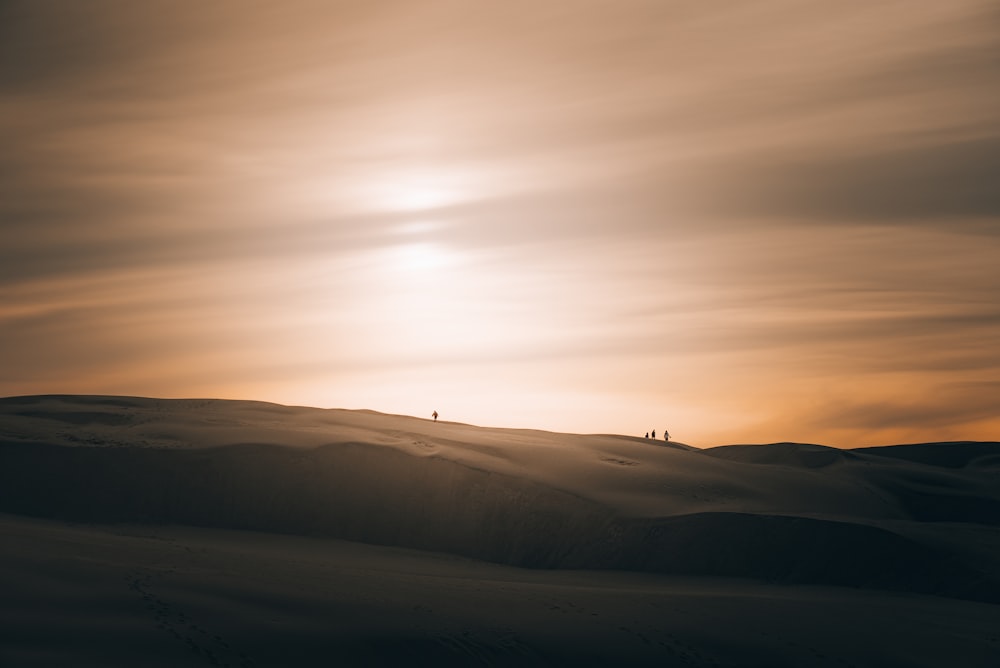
{"left": 2, "top": 1, "right": 998, "bottom": 448}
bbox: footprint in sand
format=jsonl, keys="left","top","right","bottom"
{"left": 126, "top": 569, "right": 248, "bottom": 667}
{"left": 600, "top": 456, "right": 639, "bottom": 466}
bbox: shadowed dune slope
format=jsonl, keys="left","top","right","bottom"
{"left": 703, "top": 441, "right": 1000, "bottom": 525}
{"left": 0, "top": 441, "right": 618, "bottom": 569}
{"left": 2, "top": 395, "right": 999, "bottom": 603}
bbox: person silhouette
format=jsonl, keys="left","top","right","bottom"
{"left": 645, "top": 432, "right": 649, "bottom": 439}
{"left": 651, "top": 429, "right": 656, "bottom": 439}
{"left": 664, "top": 430, "right": 670, "bottom": 441}
{"left": 432, "top": 410, "right": 438, "bottom": 421}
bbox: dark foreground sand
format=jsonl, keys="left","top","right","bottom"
{"left": 2, "top": 396, "right": 999, "bottom": 666}
{"left": 5, "top": 515, "right": 1000, "bottom": 668}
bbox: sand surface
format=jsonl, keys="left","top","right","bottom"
{"left": 2, "top": 395, "right": 999, "bottom": 666}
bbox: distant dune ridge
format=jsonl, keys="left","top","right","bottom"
{"left": 2, "top": 395, "right": 999, "bottom": 601}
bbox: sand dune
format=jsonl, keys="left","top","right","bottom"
{"left": 2, "top": 395, "right": 999, "bottom": 666}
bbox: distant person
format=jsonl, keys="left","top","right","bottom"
{"left": 664, "top": 430, "right": 670, "bottom": 441}
{"left": 651, "top": 429, "right": 656, "bottom": 439}
{"left": 432, "top": 410, "right": 438, "bottom": 421}
{"left": 645, "top": 432, "right": 649, "bottom": 439}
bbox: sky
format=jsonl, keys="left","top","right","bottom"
{"left": 2, "top": 0, "right": 999, "bottom": 447}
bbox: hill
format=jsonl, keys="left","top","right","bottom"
{"left": 3, "top": 395, "right": 999, "bottom": 602}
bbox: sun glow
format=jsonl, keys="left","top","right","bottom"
{"left": 388, "top": 184, "right": 453, "bottom": 211}
{"left": 369, "top": 171, "right": 458, "bottom": 212}
{"left": 391, "top": 242, "right": 454, "bottom": 273}
{"left": 358, "top": 162, "right": 504, "bottom": 214}
{"left": 348, "top": 238, "right": 541, "bottom": 375}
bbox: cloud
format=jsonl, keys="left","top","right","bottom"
{"left": 811, "top": 382, "right": 1000, "bottom": 433}
{"left": 2, "top": 0, "right": 998, "bottom": 444}
{"left": 679, "top": 136, "right": 1000, "bottom": 223}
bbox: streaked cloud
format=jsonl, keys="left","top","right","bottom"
{"left": 1, "top": 0, "right": 997, "bottom": 446}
